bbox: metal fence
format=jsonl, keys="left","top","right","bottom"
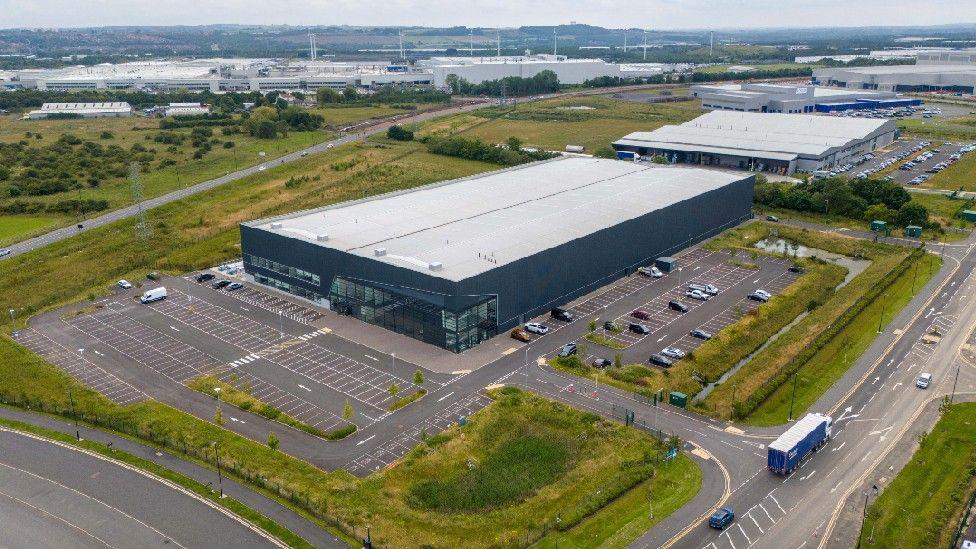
{"left": 950, "top": 487, "right": 976, "bottom": 548}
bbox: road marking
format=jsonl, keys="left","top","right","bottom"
{"left": 829, "top": 480, "right": 843, "bottom": 493}
{"left": 364, "top": 355, "right": 379, "bottom": 362}
{"left": 93, "top": 350, "right": 104, "bottom": 356}
{"left": 169, "top": 325, "right": 180, "bottom": 332}
{"left": 769, "top": 492, "right": 786, "bottom": 514}
{"left": 657, "top": 335, "right": 667, "bottom": 342}
{"left": 738, "top": 523, "right": 752, "bottom": 544}
{"left": 869, "top": 426, "right": 893, "bottom": 436}
{"left": 724, "top": 530, "right": 737, "bottom": 549}
{"left": 800, "top": 470, "right": 816, "bottom": 481}
{"left": 356, "top": 434, "right": 376, "bottom": 446}
{"left": 297, "top": 384, "right": 311, "bottom": 392}
{"left": 749, "top": 511, "right": 764, "bottom": 533}
{"left": 892, "top": 382, "right": 903, "bottom": 391}
{"left": 437, "top": 391, "right": 455, "bottom": 402}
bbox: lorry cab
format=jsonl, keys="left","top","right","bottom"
{"left": 708, "top": 507, "right": 735, "bottom": 529}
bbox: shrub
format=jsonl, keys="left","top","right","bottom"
{"left": 386, "top": 124, "right": 414, "bottom": 141}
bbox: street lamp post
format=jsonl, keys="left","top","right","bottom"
{"left": 855, "top": 484, "right": 879, "bottom": 549}
{"left": 950, "top": 362, "right": 961, "bottom": 404}
{"left": 730, "top": 383, "right": 737, "bottom": 421}
{"left": 212, "top": 441, "right": 224, "bottom": 498}
{"left": 911, "top": 260, "right": 918, "bottom": 295}
{"left": 67, "top": 385, "right": 80, "bottom": 441}
{"left": 877, "top": 292, "right": 888, "bottom": 334}
{"left": 278, "top": 309, "right": 283, "bottom": 341}
{"left": 392, "top": 352, "right": 396, "bottom": 380}
{"left": 788, "top": 372, "right": 799, "bottom": 422}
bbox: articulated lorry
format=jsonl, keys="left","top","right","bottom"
{"left": 767, "top": 412, "right": 832, "bottom": 475}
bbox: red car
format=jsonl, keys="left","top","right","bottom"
{"left": 631, "top": 309, "right": 651, "bottom": 320}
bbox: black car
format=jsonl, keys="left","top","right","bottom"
{"left": 212, "top": 279, "right": 231, "bottom": 289}
{"left": 690, "top": 329, "right": 713, "bottom": 340}
{"left": 788, "top": 265, "right": 805, "bottom": 274}
{"left": 226, "top": 282, "right": 244, "bottom": 291}
{"left": 196, "top": 272, "right": 216, "bottom": 283}
{"left": 668, "top": 300, "right": 689, "bottom": 313}
{"left": 629, "top": 323, "right": 650, "bottom": 334}
{"left": 551, "top": 307, "right": 574, "bottom": 322}
{"left": 649, "top": 354, "right": 674, "bottom": 367}
{"left": 558, "top": 343, "right": 578, "bottom": 357}
{"left": 592, "top": 358, "right": 612, "bottom": 368}
{"left": 146, "top": 271, "right": 161, "bottom": 281}
{"left": 603, "top": 321, "right": 617, "bottom": 331}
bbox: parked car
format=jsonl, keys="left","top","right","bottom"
{"left": 690, "top": 329, "right": 712, "bottom": 340}
{"left": 0, "top": 248, "right": 10, "bottom": 257}
{"left": 116, "top": 279, "right": 132, "bottom": 289}
{"left": 788, "top": 265, "right": 805, "bottom": 273}
{"left": 748, "top": 291, "right": 770, "bottom": 302}
{"left": 212, "top": 279, "right": 231, "bottom": 289}
{"left": 631, "top": 308, "right": 652, "bottom": 320}
{"left": 709, "top": 507, "right": 735, "bottom": 530}
{"left": 146, "top": 271, "right": 161, "bottom": 281}
{"left": 766, "top": 215, "right": 780, "bottom": 222}
{"left": 668, "top": 300, "right": 689, "bottom": 313}
{"left": 916, "top": 372, "right": 933, "bottom": 389}
{"left": 686, "top": 289, "right": 710, "bottom": 301}
{"left": 226, "top": 282, "right": 244, "bottom": 291}
{"left": 603, "top": 321, "right": 617, "bottom": 331}
{"left": 649, "top": 354, "right": 674, "bottom": 367}
{"left": 638, "top": 265, "right": 664, "bottom": 278}
{"left": 524, "top": 322, "right": 549, "bottom": 335}
{"left": 592, "top": 358, "right": 613, "bottom": 368}
{"left": 629, "top": 323, "right": 650, "bottom": 334}
{"left": 551, "top": 307, "right": 574, "bottom": 322}
{"left": 661, "top": 347, "right": 685, "bottom": 359}
{"left": 196, "top": 272, "right": 216, "bottom": 283}
{"left": 558, "top": 343, "right": 578, "bottom": 357}
{"left": 510, "top": 328, "right": 531, "bottom": 342}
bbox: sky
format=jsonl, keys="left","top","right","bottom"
{"left": 2, "top": 0, "right": 975, "bottom": 30}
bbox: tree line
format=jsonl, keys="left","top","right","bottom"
{"left": 420, "top": 135, "right": 559, "bottom": 165}
{"left": 444, "top": 70, "right": 561, "bottom": 97}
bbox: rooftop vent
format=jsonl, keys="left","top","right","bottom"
{"left": 270, "top": 222, "right": 283, "bottom": 229}
{"left": 316, "top": 234, "right": 329, "bottom": 242}
{"left": 428, "top": 262, "right": 443, "bottom": 271}
{"left": 374, "top": 248, "right": 387, "bottom": 256}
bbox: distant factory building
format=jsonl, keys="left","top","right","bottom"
{"left": 419, "top": 54, "right": 668, "bottom": 87}
{"left": 813, "top": 49, "right": 976, "bottom": 94}
{"left": 240, "top": 157, "right": 753, "bottom": 352}
{"left": 26, "top": 102, "right": 132, "bottom": 119}
{"left": 613, "top": 111, "right": 897, "bottom": 175}
{"left": 164, "top": 102, "right": 211, "bottom": 116}
{"left": 690, "top": 83, "right": 918, "bottom": 114}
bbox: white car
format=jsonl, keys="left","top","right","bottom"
{"left": 117, "top": 279, "right": 133, "bottom": 289}
{"left": 326, "top": 143, "right": 335, "bottom": 149}
{"left": 0, "top": 248, "right": 10, "bottom": 258}
{"left": 916, "top": 373, "right": 932, "bottom": 389}
{"left": 661, "top": 347, "right": 686, "bottom": 359}
{"left": 258, "top": 165, "right": 266, "bottom": 171}
{"left": 524, "top": 322, "right": 549, "bottom": 335}
{"left": 686, "top": 289, "right": 710, "bottom": 301}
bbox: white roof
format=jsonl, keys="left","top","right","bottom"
{"left": 38, "top": 102, "right": 131, "bottom": 110}
{"left": 615, "top": 111, "right": 895, "bottom": 158}
{"left": 769, "top": 413, "right": 831, "bottom": 452}
{"left": 247, "top": 157, "right": 748, "bottom": 282}
{"left": 817, "top": 64, "right": 976, "bottom": 76}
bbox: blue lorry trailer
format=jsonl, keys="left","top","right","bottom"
{"left": 767, "top": 412, "right": 832, "bottom": 475}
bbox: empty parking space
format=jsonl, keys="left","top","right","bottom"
{"left": 141, "top": 289, "right": 419, "bottom": 416}
{"left": 210, "top": 282, "right": 325, "bottom": 325}
{"left": 65, "top": 307, "right": 220, "bottom": 383}
{"left": 12, "top": 328, "right": 147, "bottom": 405}
{"left": 345, "top": 392, "right": 493, "bottom": 475}
{"left": 215, "top": 369, "right": 349, "bottom": 432}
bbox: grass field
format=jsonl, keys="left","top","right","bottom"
{"left": 309, "top": 104, "right": 425, "bottom": 127}
{"left": 0, "top": 214, "right": 58, "bottom": 246}
{"left": 859, "top": 402, "right": 976, "bottom": 548}
{"left": 898, "top": 116, "right": 976, "bottom": 143}
{"left": 921, "top": 150, "right": 976, "bottom": 191}
{"left": 417, "top": 95, "right": 702, "bottom": 153}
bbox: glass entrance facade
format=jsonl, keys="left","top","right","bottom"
{"left": 328, "top": 276, "right": 497, "bottom": 353}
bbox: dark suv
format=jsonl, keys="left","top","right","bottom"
{"left": 212, "top": 279, "right": 231, "bottom": 289}
{"left": 649, "top": 354, "right": 674, "bottom": 367}
{"left": 196, "top": 272, "right": 216, "bottom": 283}
{"left": 668, "top": 300, "right": 689, "bottom": 313}
{"left": 551, "top": 307, "right": 574, "bottom": 322}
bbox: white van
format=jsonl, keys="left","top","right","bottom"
{"left": 140, "top": 287, "right": 167, "bottom": 304}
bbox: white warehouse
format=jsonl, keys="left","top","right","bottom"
{"left": 26, "top": 102, "right": 133, "bottom": 119}
{"left": 612, "top": 111, "right": 897, "bottom": 175}
{"left": 812, "top": 50, "right": 976, "bottom": 94}
{"left": 690, "top": 83, "right": 900, "bottom": 113}
{"left": 419, "top": 54, "right": 666, "bottom": 87}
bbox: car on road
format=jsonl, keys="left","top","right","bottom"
{"left": 661, "top": 347, "right": 685, "bottom": 359}
{"left": 196, "top": 272, "right": 216, "bottom": 283}
{"left": 638, "top": 265, "right": 663, "bottom": 278}
{"left": 629, "top": 323, "right": 650, "bottom": 334}
{"left": 709, "top": 507, "right": 735, "bottom": 530}
{"left": 668, "top": 300, "right": 689, "bottom": 313}
{"left": 212, "top": 279, "right": 231, "bottom": 289}
{"left": 258, "top": 165, "right": 266, "bottom": 171}
{"left": 116, "top": 279, "right": 132, "bottom": 289}
{"left": 226, "top": 282, "right": 244, "bottom": 291}
{"left": 690, "top": 329, "right": 712, "bottom": 340}
{"left": 631, "top": 308, "right": 652, "bottom": 320}
{"left": 326, "top": 143, "right": 334, "bottom": 149}
{"left": 649, "top": 354, "right": 674, "bottom": 367}
{"left": 765, "top": 215, "right": 780, "bottom": 222}
{"left": 916, "top": 372, "right": 933, "bottom": 389}
{"left": 592, "top": 358, "right": 612, "bottom": 368}
{"left": 558, "top": 343, "right": 578, "bottom": 357}
{"left": 510, "top": 328, "right": 531, "bottom": 342}
{"left": 524, "top": 322, "right": 549, "bottom": 335}
{"left": 551, "top": 307, "right": 574, "bottom": 322}
{"left": 0, "top": 248, "right": 10, "bottom": 257}
{"left": 686, "top": 289, "right": 710, "bottom": 301}
{"left": 300, "top": 151, "right": 308, "bottom": 157}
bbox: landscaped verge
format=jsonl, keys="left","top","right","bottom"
{"left": 859, "top": 401, "right": 976, "bottom": 548}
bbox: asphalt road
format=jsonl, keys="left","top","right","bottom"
{"left": 0, "top": 426, "right": 282, "bottom": 549}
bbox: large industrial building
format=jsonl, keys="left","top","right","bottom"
{"left": 26, "top": 102, "right": 132, "bottom": 119}
{"left": 419, "top": 54, "right": 669, "bottom": 87}
{"left": 813, "top": 49, "right": 976, "bottom": 94}
{"left": 612, "top": 111, "right": 897, "bottom": 175}
{"left": 240, "top": 157, "right": 754, "bottom": 352}
{"left": 690, "top": 83, "right": 919, "bottom": 114}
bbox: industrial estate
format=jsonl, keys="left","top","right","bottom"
{"left": 2, "top": 18, "right": 976, "bottom": 549}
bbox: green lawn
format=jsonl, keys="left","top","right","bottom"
{"left": 0, "top": 214, "right": 58, "bottom": 246}
{"left": 744, "top": 251, "right": 940, "bottom": 425}
{"left": 859, "top": 402, "right": 976, "bottom": 548}
{"left": 898, "top": 116, "right": 976, "bottom": 144}
{"left": 921, "top": 149, "right": 976, "bottom": 192}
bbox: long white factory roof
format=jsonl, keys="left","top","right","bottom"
{"left": 615, "top": 111, "right": 894, "bottom": 159}
{"left": 246, "top": 157, "right": 748, "bottom": 282}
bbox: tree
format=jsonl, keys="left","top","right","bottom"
{"left": 316, "top": 87, "right": 342, "bottom": 105}
{"left": 506, "top": 136, "right": 523, "bottom": 152}
{"left": 593, "top": 146, "right": 616, "bottom": 159}
{"left": 343, "top": 85, "right": 358, "bottom": 101}
{"left": 267, "top": 432, "right": 280, "bottom": 451}
{"left": 413, "top": 369, "right": 424, "bottom": 385}
{"left": 864, "top": 203, "right": 897, "bottom": 224}
{"left": 389, "top": 383, "right": 400, "bottom": 399}
{"left": 342, "top": 399, "right": 354, "bottom": 420}
{"left": 588, "top": 319, "right": 597, "bottom": 333}
{"left": 213, "top": 407, "right": 224, "bottom": 426}
{"left": 387, "top": 124, "right": 414, "bottom": 141}
{"left": 614, "top": 353, "right": 622, "bottom": 369}
{"left": 896, "top": 202, "right": 929, "bottom": 227}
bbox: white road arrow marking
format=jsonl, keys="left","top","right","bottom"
{"left": 297, "top": 384, "right": 311, "bottom": 392}
{"left": 869, "top": 426, "right": 893, "bottom": 436}
{"left": 892, "top": 382, "right": 903, "bottom": 391}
